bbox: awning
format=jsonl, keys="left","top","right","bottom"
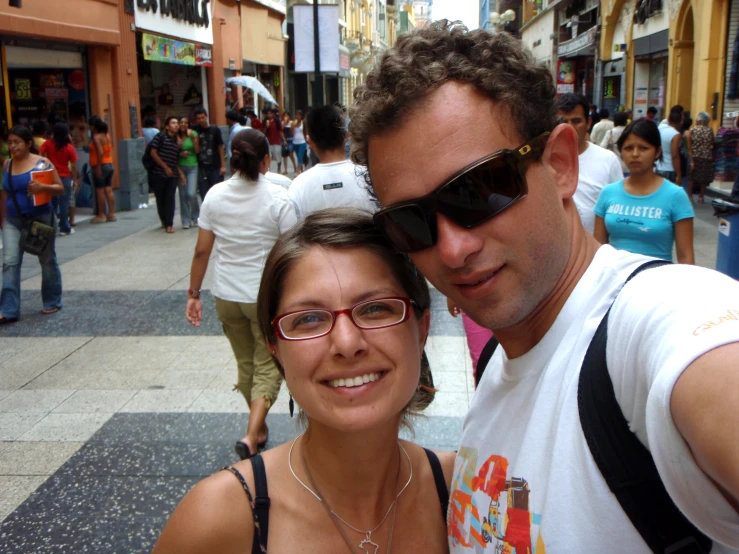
{"left": 558, "top": 27, "right": 596, "bottom": 59}
{"left": 225, "top": 76, "right": 278, "bottom": 106}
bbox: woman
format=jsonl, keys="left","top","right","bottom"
{"left": 40, "top": 122, "right": 80, "bottom": 236}
{"left": 594, "top": 119, "right": 695, "bottom": 264}
{"left": 157, "top": 209, "right": 453, "bottom": 554}
{"left": 281, "top": 111, "right": 297, "bottom": 174}
{"left": 686, "top": 111, "right": 715, "bottom": 204}
{"left": 0, "top": 125, "right": 64, "bottom": 324}
{"left": 292, "top": 110, "right": 307, "bottom": 174}
{"left": 177, "top": 116, "right": 200, "bottom": 229}
{"left": 185, "top": 128, "right": 296, "bottom": 460}
{"left": 600, "top": 111, "right": 629, "bottom": 175}
{"left": 89, "top": 117, "right": 116, "bottom": 223}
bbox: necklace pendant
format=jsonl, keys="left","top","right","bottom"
{"left": 358, "top": 533, "right": 379, "bottom": 554}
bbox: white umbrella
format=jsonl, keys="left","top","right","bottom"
{"left": 225, "top": 76, "right": 278, "bottom": 106}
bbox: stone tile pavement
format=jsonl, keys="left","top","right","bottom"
{"left": 0, "top": 181, "right": 724, "bottom": 552}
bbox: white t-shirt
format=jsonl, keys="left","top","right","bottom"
{"left": 288, "top": 159, "right": 377, "bottom": 220}
{"left": 575, "top": 143, "right": 624, "bottom": 233}
{"left": 590, "top": 119, "right": 614, "bottom": 148}
{"left": 198, "top": 174, "right": 297, "bottom": 303}
{"left": 449, "top": 245, "right": 739, "bottom": 553}
{"left": 264, "top": 171, "right": 292, "bottom": 190}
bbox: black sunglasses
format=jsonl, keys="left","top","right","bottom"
{"left": 373, "top": 133, "right": 550, "bottom": 253}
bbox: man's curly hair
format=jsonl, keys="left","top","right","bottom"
{"left": 349, "top": 20, "right": 557, "bottom": 173}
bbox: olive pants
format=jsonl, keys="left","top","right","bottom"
{"left": 214, "top": 297, "right": 283, "bottom": 408}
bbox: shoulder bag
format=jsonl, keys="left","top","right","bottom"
{"left": 5, "top": 160, "right": 55, "bottom": 257}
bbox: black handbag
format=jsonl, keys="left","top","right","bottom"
{"left": 6, "top": 160, "right": 55, "bottom": 257}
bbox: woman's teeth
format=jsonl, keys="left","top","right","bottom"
{"left": 328, "top": 373, "right": 381, "bottom": 388}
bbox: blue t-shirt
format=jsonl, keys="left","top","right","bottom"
{"left": 2, "top": 168, "right": 52, "bottom": 218}
{"left": 594, "top": 179, "right": 694, "bottom": 261}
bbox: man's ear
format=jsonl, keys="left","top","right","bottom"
{"left": 542, "top": 123, "right": 579, "bottom": 200}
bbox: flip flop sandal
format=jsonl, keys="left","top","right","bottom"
{"left": 234, "top": 441, "right": 256, "bottom": 460}
{"left": 41, "top": 307, "right": 61, "bottom": 315}
{"left": 106, "top": 215, "right": 117, "bottom": 222}
{"left": 0, "top": 316, "right": 18, "bottom": 325}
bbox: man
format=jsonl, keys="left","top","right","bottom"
{"left": 226, "top": 109, "right": 249, "bottom": 175}
{"left": 193, "top": 107, "right": 226, "bottom": 198}
{"left": 246, "top": 109, "right": 262, "bottom": 131}
{"left": 350, "top": 22, "right": 739, "bottom": 552}
{"left": 263, "top": 108, "right": 286, "bottom": 173}
{"left": 590, "top": 108, "right": 614, "bottom": 147}
{"left": 260, "top": 136, "right": 292, "bottom": 190}
{"left": 645, "top": 105, "right": 658, "bottom": 122}
{"left": 32, "top": 119, "right": 48, "bottom": 150}
{"left": 140, "top": 116, "right": 160, "bottom": 209}
{"left": 288, "top": 105, "right": 375, "bottom": 219}
{"left": 557, "top": 93, "right": 623, "bottom": 233}
{"left": 656, "top": 109, "right": 683, "bottom": 185}
{"left": 588, "top": 104, "right": 600, "bottom": 133}
{"left": 149, "top": 116, "right": 181, "bottom": 233}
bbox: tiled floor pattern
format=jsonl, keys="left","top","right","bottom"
{"left": 0, "top": 186, "right": 723, "bottom": 552}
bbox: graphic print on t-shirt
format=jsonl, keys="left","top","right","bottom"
{"left": 449, "top": 446, "right": 546, "bottom": 553}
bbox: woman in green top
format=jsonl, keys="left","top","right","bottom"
{"left": 177, "top": 116, "right": 200, "bottom": 229}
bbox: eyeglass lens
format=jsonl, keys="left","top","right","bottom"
{"left": 278, "top": 299, "right": 408, "bottom": 340}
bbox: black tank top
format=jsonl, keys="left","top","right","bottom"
{"left": 223, "top": 448, "right": 449, "bottom": 554}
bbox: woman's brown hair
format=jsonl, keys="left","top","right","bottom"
{"left": 231, "top": 128, "right": 269, "bottom": 181}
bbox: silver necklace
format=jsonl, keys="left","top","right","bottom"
{"left": 289, "top": 435, "right": 412, "bottom": 553}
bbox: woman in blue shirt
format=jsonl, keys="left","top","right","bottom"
{"left": 0, "top": 125, "right": 64, "bottom": 324}
{"left": 594, "top": 119, "right": 695, "bottom": 263}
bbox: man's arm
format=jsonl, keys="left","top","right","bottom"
{"left": 151, "top": 147, "right": 173, "bottom": 177}
{"left": 671, "top": 134, "right": 682, "bottom": 183}
{"left": 671, "top": 342, "right": 739, "bottom": 512}
{"left": 218, "top": 144, "right": 226, "bottom": 175}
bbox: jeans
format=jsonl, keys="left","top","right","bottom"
{"left": 55, "top": 177, "right": 73, "bottom": 233}
{"left": 178, "top": 165, "right": 200, "bottom": 226}
{"left": 198, "top": 166, "right": 223, "bottom": 200}
{"left": 0, "top": 215, "right": 62, "bottom": 319}
{"left": 656, "top": 169, "right": 677, "bottom": 183}
{"left": 151, "top": 173, "right": 178, "bottom": 228}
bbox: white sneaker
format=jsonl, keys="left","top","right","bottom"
{"left": 183, "top": 224, "right": 190, "bottom": 230}
{"left": 142, "top": 203, "right": 148, "bottom": 208}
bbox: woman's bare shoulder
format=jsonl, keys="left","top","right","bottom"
{"left": 431, "top": 449, "right": 457, "bottom": 489}
{"left": 152, "top": 467, "right": 255, "bottom": 554}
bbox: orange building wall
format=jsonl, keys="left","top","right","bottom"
{"left": 241, "top": 1, "right": 286, "bottom": 67}
{"left": 217, "top": 0, "right": 243, "bottom": 70}
{"left": 0, "top": 0, "right": 120, "bottom": 46}
{"left": 111, "top": 4, "right": 142, "bottom": 140}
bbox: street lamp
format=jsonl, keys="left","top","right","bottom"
{"left": 489, "top": 8, "right": 516, "bottom": 31}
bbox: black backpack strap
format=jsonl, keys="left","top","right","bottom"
{"left": 423, "top": 448, "right": 449, "bottom": 521}
{"left": 474, "top": 336, "right": 499, "bottom": 388}
{"left": 249, "top": 454, "right": 270, "bottom": 553}
{"left": 578, "top": 260, "right": 712, "bottom": 553}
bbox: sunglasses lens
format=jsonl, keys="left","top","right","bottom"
{"left": 437, "top": 154, "right": 524, "bottom": 227}
{"left": 375, "top": 204, "right": 434, "bottom": 252}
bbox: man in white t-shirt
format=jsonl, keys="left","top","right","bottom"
{"left": 590, "top": 109, "right": 614, "bottom": 147}
{"left": 557, "top": 93, "right": 623, "bottom": 233}
{"left": 352, "top": 23, "right": 739, "bottom": 552}
{"left": 288, "top": 105, "right": 376, "bottom": 220}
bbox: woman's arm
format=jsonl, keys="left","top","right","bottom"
{"left": 28, "top": 162, "right": 64, "bottom": 196}
{"left": 593, "top": 216, "right": 609, "bottom": 244}
{"left": 152, "top": 470, "right": 254, "bottom": 554}
{"left": 674, "top": 218, "right": 695, "bottom": 265}
{"left": 186, "top": 228, "right": 216, "bottom": 327}
{"left": 671, "top": 134, "right": 682, "bottom": 184}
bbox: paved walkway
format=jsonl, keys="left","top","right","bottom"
{"left": 0, "top": 176, "right": 724, "bottom": 552}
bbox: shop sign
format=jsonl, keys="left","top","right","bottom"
{"left": 141, "top": 33, "right": 212, "bottom": 67}
{"left": 602, "top": 77, "right": 620, "bottom": 100}
{"left": 44, "top": 88, "right": 68, "bottom": 99}
{"left": 558, "top": 27, "right": 596, "bottom": 57}
{"left": 556, "top": 60, "right": 576, "bottom": 95}
{"left": 14, "top": 79, "right": 32, "bottom": 101}
{"left": 135, "top": 0, "right": 213, "bottom": 45}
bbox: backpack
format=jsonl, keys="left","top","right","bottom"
{"left": 141, "top": 132, "right": 164, "bottom": 171}
{"left": 474, "top": 261, "right": 712, "bottom": 554}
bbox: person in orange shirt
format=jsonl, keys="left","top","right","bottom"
{"left": 89, "top": 117, "right": 116, "bottom": 223}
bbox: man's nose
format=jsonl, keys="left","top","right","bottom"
{"left": 435, "top": 214, "right": 484, "bottom": 270}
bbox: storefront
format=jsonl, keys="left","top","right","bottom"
{"left": 630, "top": 4, "right": 669, "bottom": 121}
{"left": 556, "top": 27, "right": 597, "bottom": 101}
{"left": 1, "top": 41, "right": 91, "bottom": 149}
{"left": 133, "top": 0, "right": 215, "bottom": 124}
{"left": 136, "top": 32, "right": 212, "bottom": 125}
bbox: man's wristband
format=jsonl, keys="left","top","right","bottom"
{"left": 188, "top": 289, "right": 201, "bottom": 299}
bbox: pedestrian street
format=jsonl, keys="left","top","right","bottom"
{"left": 0, "top": 195, "right": 476, "bottom": 552}
{"left": 0, "top": 190, "right": 723, "bottom": 552}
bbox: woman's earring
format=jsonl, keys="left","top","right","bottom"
{"left": 289, "top": 394, "right": 295, "bottom": 418}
